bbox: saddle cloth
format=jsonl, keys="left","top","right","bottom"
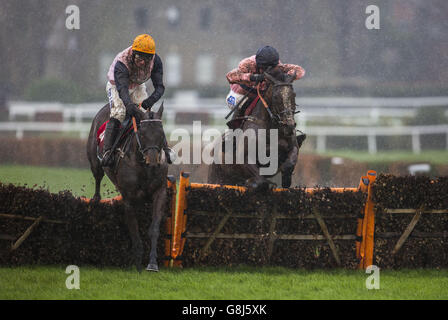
{"left": 96, "top": 119, "right": 133, "bottom": 154}
{"left": 226, "top": 96, "right": 260, "bottom": 129}
{"left": 244, "top": 96, "right": 260, "bottom": 116}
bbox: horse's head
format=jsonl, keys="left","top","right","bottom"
{"left": 136, "top": 102, "right": 166, "bottom": 167}
{"left": 263, "top": 68, "right": 297, "bottom": 136}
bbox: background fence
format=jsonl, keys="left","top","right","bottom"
{"left": 3, "top": 96, "right": 448, "bottom": 154}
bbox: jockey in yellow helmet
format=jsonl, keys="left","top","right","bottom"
{"left": 101, "top": 34, "right": 173, "bottom": 166}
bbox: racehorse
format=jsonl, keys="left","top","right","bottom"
{"left": 86, "top": 103, "right": 168, "bottom": 272}
{"left": 208, "top": 68, "right": 305, "bottom": 189}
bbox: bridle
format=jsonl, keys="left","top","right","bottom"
{"left": 132, "top": 117, "right": 163, "bottom": 161}
{"left": 257, "top": 81, "right": 295, "bottom": 127}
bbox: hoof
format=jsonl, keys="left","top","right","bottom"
{"left": 146, "top": 264, "right": 159, "bottom": 272}
{"left": 252, "top": 180, "right": 270, "bottom": 193}
{"left": 246, "top": 182, "right": 258, "bottom": 190}
{"left": 282, "top": 176, "right": 292, "bottom": 189}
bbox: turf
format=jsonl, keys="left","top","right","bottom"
{"left": 0, "top": 164, "right": 118, "bottom": 199}
{"left": 1, "top": 164, "right": 447, "bottom": 300}
{"left": 318, "top": 150, "right": 448, "bottom": 165}
{"left": 0, "top": 266, "right": 447, "bottom": 300}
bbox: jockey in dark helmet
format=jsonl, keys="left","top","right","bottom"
{"left": 101, "top": 34, "right": 175, "bottom": 167}
{"left": 255, "top": 45, "right": 280, "bottom": 73}
{"left": 225, "top": 46, "right": 305, "bottom": 123}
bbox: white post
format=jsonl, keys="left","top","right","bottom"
{"left": 446, "top": 131, "right": 448, "bottom": 151}
{"left": 75, "top": 109, "right": 82, "bottom": 123}
{"left": 297, "top": 112, "right": 307, "bottom": 131}
{"left": 16, "top": 128, "right": 24, "bottom": 140}
{"left": 368, "top": 133, "right": 377, "bottom": 154}
{"left": 316, "top": 134, "right": 326, "bottom": 153}
{"left": 370, "top": 108, "right": 380, "bottom": 124}
{"left": 412, "top": 131, "right": 421, "bottom": 154}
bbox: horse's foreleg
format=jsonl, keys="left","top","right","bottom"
{"left": 280, "top": 143, "right": 299, "bottom": 188}
{"left": 146, "top": 186, "right": 167, "bottom": 272}
{"left": 91, "top": 165, "right": 104, "bottom": 202}
{"left": 238, "top": 129, "right": 272, "bottom": 190}
{"left": 244, "top": 163, "right": 272, "bottom": 191}
{"left": 124, "top": 201, "right": 143, "bottom": 272}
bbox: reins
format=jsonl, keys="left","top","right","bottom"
{"left": 132, "top": 116, "right": 143, "bottom": 151}
{"left": 257, "top": 83, "right": 274, "bottom": 119}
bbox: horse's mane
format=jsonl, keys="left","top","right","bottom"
{"left": 266, "top": 67, "right": 288, "bottom": 82}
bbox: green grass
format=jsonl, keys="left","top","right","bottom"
{"left": 1, "top": 164, "right": 448, "bottom": 300}
{"left": 316, "top": 150, "right": 448, "bottom": 165}
{"left": 0, "top": 266, "right": 447, "bottom": 300}
{"left": 0, "top": 164, "right": 118, "bottom": 199}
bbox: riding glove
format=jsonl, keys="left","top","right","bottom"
{"left": 126, "top": 103, "right": 141, "bottom": 118}
{"left": 250, "top": 74, "right": 265, "bottom": 84}
{"left": 141, "top": 98, "right": 155, "bottom": 110}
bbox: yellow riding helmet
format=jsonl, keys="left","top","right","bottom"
{"left": 132, "top": 34, "right": 156, "bottom": 54}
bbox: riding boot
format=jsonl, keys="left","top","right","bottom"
{"left": 235, "top": 98, "right": 252, "bottom": 119}
{"left": 296, "top": 130, "right": 307, "bottom": 149}
{"left": 101, "top": 118, "right": 121, "bottom": 167}
{"left": 227, "top": 99, "right": 252, "bottom": 129}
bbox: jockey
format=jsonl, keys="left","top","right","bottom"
{"left": 225, "top": 46, "right": 306, "bottom": 121}
{"left": 101, "top": 34, "right": 174, "bottom": 167}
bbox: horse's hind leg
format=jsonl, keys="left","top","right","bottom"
{"left": 146, "top": 186, "right": 167, "bottom": 272}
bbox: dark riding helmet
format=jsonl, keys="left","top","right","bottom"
{"left": 255, "top": 46, "right": 279, "bottom": 69}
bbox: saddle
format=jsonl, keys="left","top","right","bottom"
{"left": 226, "top": 95, "right": 307, "bottom": 148}
{"left": 96, "top": 117, "right": 133, "bottom": 163}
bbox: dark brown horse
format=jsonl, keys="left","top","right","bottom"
{"left": 86, "top": 103, "right": 168, "bottom": 272}
{"left": 208, "top": 68, "right": 305, "bottom": 189}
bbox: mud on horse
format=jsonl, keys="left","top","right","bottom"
{"left": 208, "top": 68, "right": 306, "bottom": 190}
{"left": 86, "top": 103, "right": 169, "bottom": 272}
